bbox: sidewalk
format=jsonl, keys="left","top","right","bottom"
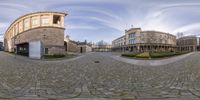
{"left": 110, "top": 52, "right": 195, "bottom": 66}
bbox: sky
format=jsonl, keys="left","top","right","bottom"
{"left": 0, "top": 0, "right": 200, "bottom": 43}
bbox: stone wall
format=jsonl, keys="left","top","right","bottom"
{"left": 47, "top": 46, "right": 65, "bottom": 54}
{"left": 66, "top": 41, "right": 79, "bottom": 53}
{"left": 177, "top": 36, "right": 197, "bottom": 46}
{"left": 78, "top": 45, "right": 92, "bottom": 53}
{"left": 14, "top": 27, "right": 65, "bottom": 54}
{"left": 139, "top": 31, "right": 176, "bottom": 45}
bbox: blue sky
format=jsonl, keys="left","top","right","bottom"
{"left": 0, "top": 0, "right": 200, "bottom": 43}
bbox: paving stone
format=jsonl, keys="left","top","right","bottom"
{"left": 0, "top": 51, "right": 200, "bottom": 100}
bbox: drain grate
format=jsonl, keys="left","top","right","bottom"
{"left": 94, "top": 61, "right": 100, "bottom": 63}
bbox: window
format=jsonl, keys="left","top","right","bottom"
{"left": 199, "top": 38, "right": 200, "bottom": 45}
{"left": 31, "top": 16, "right": 39, "bottom": 28}
{"left": 19, "top": 21, "right": 23, "bottom": 33}
{"left": 129, "top": 39, "right": 135, "bottom": 44}
{"left": 53, "top": 15, "right": 61, "bottom": 24}
{"left": 45, "top": 48, "right": 48, "bottom": 54}
{"left": 41, "top": 15, "right": 50, "bottom": 26}
{"left": 129, "top": 32, "right": 135, "bottom": 39}
{"left": 24, "top": 18, "right": 30, "bottom": 30}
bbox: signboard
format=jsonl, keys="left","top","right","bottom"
{"left": 29, "top": 41, "right": 42, "bottom": 59}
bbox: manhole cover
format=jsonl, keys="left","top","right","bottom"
{"left": 94, "top": 61, "right": 100, "bottom": 63}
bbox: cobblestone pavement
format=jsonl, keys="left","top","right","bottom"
{"left": 0, "top": 51, "right": 200, "bottom": 100}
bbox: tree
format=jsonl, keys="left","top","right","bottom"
{"left": 96, "top": 40, "right": 108, "bottom": 48}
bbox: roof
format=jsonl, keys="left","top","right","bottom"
{"left": 77, "top": 42, "right": 87, "bottom": 45}
{"left": 126, "top": 28, "right": 142, "bottom": 32}
{"left": 141, "top": 31, "right": 176, "bottom": 37}
{"left": 69, "top": 40, "right": 78, "bottom": 44}
{"left": 177, "top": 35, "right": 197, "bottom": 40}
{"left": 113, "top": 35, "right": 125, "bottom": 41}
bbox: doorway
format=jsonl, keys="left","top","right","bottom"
{"left": 80, "top": 47, "right": 83, "bottom": 53}
{"left": 17, "top": 43, "right": 29, "bottom": 56}
{"left": 45, "top": 48, "right": 48, "bottom": 54}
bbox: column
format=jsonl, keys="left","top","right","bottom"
{"left": 30, "top": 17, "right": 32, "bottom": 29}
{"left": 61, "top": 16, "right": 64, "bottom": 27}
{"left": 39, "top": 15, "right": 41, "bottom": 26}
{"left": 50, "top": 14, "right": 53, "bottom": 26}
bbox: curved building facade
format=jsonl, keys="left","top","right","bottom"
{"left": 177, "top": 36, "right": 198, "bottom": 51}
{"left": 4, "top": 12, "right": 67, "bottom": 56}
{"left": 112, "top": 28, "right": 176, "bottom": 52}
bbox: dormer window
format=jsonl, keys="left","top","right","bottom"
{"left": 53, "top": 15, "right": 61, "bottom": 24}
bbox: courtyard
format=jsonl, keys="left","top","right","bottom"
{"left": 0, "top": 51, "right": 200, "bottom": 100}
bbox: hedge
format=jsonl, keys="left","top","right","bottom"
{"left": 121, "top": 53, "right": 138, "bottom": 57}
{"left": 135, "top": 52, "right": 150, "bottom": 58}
{"left": 150, "top": 51, "right": 190, "bottom": 58}
{"left": 44, "top": 54, "right": 65, "bottom": 59}
{"left": 122, "top": 51, "right": 190, "bottom": 59}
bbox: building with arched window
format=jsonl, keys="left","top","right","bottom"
{"left": 112, "top": 28, "right": 177, "bottom": 52}
{"left": 177, "top": 36, "right": 199, "bottom": 51}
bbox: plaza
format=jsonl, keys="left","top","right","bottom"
{"left": 0, "top": 51, "right": 200, "bottom": 100}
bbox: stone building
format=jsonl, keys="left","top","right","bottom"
{"left": 92, "top": 44, "right": 112, "bottom": 52}
{"left": 177, "top": 36, "right": 198, "bottom": 51}
{"left": 112, "top": 28, "right": 176, "bottom": 52}
{"left": 198, "top": 36, "right": 200, "bottom": 51}
{"left": 4, "top": 12, "right": 67, "bottom": 57}
{"left": 92, "top": 40, "right": 112, "bottom": 52}
{"left": 64, "top": 36, "right": 79, "bottom": 53}
{"left": 78, "top": 41, "right": 92, "bottom": 53}
{"left": 64, "top": 36, "right": 92, "bottom": 53}
{"left": 112, "top": 35, "right": 126, "bottom": 51}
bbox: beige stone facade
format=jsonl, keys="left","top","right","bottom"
{"left": 112, "top": 35, "right": 126, "bottom": 47}
{"left": 177, "top": 36, "right": 198, "bottom": 51}
{"left": 112, "top": 28, "right": 177, "bottom": 52}
{"left": 4, "top": 12, "right": 67, "bottom": 55}
{"left": 64, "top": 36, "right": 79, "bottom": 53}
{"left": 64, "top": 36, "right": 92, "bottom": 53}
{"left": 65, "top": 41, "right": 80, "bottom": 52}
{"left": 92, "top": 45, "right": 112, "bottom": 52}
{"left": 78, "top": 44, "right": 92, "bottom": 53}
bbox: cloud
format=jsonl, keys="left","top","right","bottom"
{"left": 0, "top": 3, "right": 32, "bottom": 10}
{"left": 135, "top": 1, "right": 200, "bottom": 35}
{"left": 173, "top": 23, "right": 200, "bottom": 34}
{"left": 0, "top": 22, "right": 9, "bottom": 28}
{"left": 1, "top": 0, "right": 200, "bottom": 43}
{"left": 67, "top": 24, "right": 98, "bottom": 30}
